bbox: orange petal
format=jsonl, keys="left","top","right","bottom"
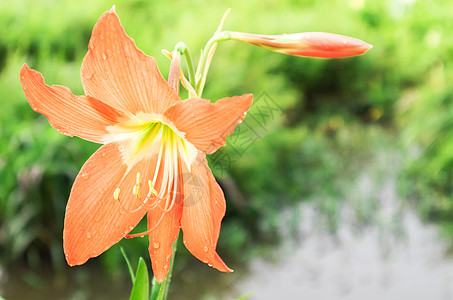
{"left": 147, "top": 202, "right": 182, "bottom": 282}
{"left": 81, "top": 8, "right": 180, "bottom": 115}
{"left": 280, "top": 32, "right": 373, "bottom": 58}
{"left": 164, "top": 94, "right": 253, "bottom": 154}
{"left": 147, "top": 153, "right": 184, "bottom": 283}
{"left": 20, "top": 64, "right": 123, "bottom": 143}
{"left": 64, "top": 143, "right": 158, "bottom": 265}
{"left": 180, "top": 154, "right": 232, "bottom": 272}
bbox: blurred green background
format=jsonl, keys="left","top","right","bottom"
{"left": 1, "top": 0, "right": 453, "bottom": 299}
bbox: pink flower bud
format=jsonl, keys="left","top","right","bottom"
{"left": 229, "top": 31, "right": 372, "bottom": 58}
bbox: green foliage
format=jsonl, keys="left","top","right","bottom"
{"left": 129, "top": 258, "right": 149, "bottom": 300}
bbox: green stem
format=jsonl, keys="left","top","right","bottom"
{"left": 175, "top": 42, "right": 196, "bottom": 89}
{"left": 195, "top": 31, "right": 231, "bottom": 96}
{"left": 150, "top": 234, "right": 179, "bottom": 300}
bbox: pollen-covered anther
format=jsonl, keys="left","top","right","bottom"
{"left": 136, "top": 172, "right": 141, "bottom": 185}
{"left": 148, "top": 180, "right": 158, "bottom": 197}
{"left": 113, "top": 188, "right": 120, "bottom": 200}
{"left": 133, "top": 184, "right": 140, "bottom": 197}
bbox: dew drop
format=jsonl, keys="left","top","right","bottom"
{"left": 80, "top": 173, "right": 90, "bottom": 180}
{"left": 203, "top": 246, "right": 208, "bottom": 252}
{"left": 84, "top": 72, "right": 94, "bottom": 80}
{"left": 153, "top": 241, "right": 160, "bottom": 249}
{"left": 86, "top": 232, "right": 91, "bottom": 239}
{"left": 163, "top": 264, "right": 169, "bottom": 270}
{"left": 128, "top": 225, "right": 134, "bottom": 231}
{"left": 102, "top": 53, "right": 107, "bottom": 60}
{"left": 208, "top": 263, "right": 212, "bottom": 267}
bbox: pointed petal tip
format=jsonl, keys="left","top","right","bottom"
{"left": 212, "top": 252, "right": 233, "bottom": 273}
{"left": 364, "top": 42, "right": 373, "bottom": 52}
{"left": 64, "top": 252, "right": 85, "bottom": 267}
{"left": 19, "top": 63, "right": 32, "bottom": 79}
{"left": 154, "top": 273, "right": 167, "bottom": 284}
{"left": 110, "top": 5, "right": 116, "bottom": 12}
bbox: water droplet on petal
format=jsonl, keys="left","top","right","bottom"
{"left": 102, "top": 53, "right": 107, "bottom": 60}
{"left": 153, "top": 241, "right": 160, "bottom": 249}
{"left": 84, "top": 72, "right": 94, "bottom": 80}
{"left": 86, "top": 232, "right": 91, "bottom": 239}
{"left": 163, "top": 264, "right": 169, "bottom": 270}
{"left": 208, "top": 263, "right": 212, "bottom": 267}
{"left": 128, "top": 225, "right": 134, "bottom": 231}
{"left": 203, "top": 246, "right": 208, "bottom": 252}
{"left": 80, "top": 173, "right": 90, "bottom": 180}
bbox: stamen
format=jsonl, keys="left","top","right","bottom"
{"left": 148, "top": 180, "right": 158, "bottom": 197}
{"left": 113, "top": 188, "right": 120, "bottom": 200}
{"left": 133, "top": 185, "right": 139, "bottom": 196}
{"left": 136, "top": 172, "right": 141, "bottom": 185}
{"left": 125, "top": 212, "right": 167, "bottom": 238}
{"left": 114, "top": 175, "right": 163, "bottom": 214}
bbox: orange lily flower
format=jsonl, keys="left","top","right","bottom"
{"left": 20, "top": 8, "right": 252, "bottom": 283}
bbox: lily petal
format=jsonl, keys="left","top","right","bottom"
{"left": 64, "top": 143, "right": 158, "bottom": 265}
{"left": 147, "top": 198, "right": 183, "bottom": 282}
{"left": 81, "top": 8, "right": 180, "bottom": 115}
{"left": 147, "top": 153, "right": 184, "bottom": 283}
{"left": 20, "top": 64, "right": 123, "bottom": 143}
{"left": 164, "top": 94, "right": 253, "bottom": 154}
{"left": 180, "top": 154, "right": 232, "bottom": 272}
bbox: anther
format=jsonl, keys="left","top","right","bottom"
{"left": 133, "top": 185, "right": 139, "bottom": 196}
{"left": 136, "top": 172, "right": 141, "bottom": 185}
{"left": 148, "top": 180, "right": 158, "bottom": 197}
{"left": 113, "top": 188, "right": 120, "bottom": 200}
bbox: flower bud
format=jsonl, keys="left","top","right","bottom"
{"left": 229, "top": 31, "right": 372, "bottom": 58}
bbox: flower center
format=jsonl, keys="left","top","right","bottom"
{"left": 104, "top": 113, "right": 198, "bottom": 216}
{"left": 105, "top": 113, "right": 197, "bottom": 171}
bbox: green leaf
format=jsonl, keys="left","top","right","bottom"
{"left": 149, "top": 277, "right": 162, "bottom": 300}
{"left": 129, "top": 258, "right": 150, "bottom": 300}
{"left": 121, "top": 247, "right": 136, "bottom": 283}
